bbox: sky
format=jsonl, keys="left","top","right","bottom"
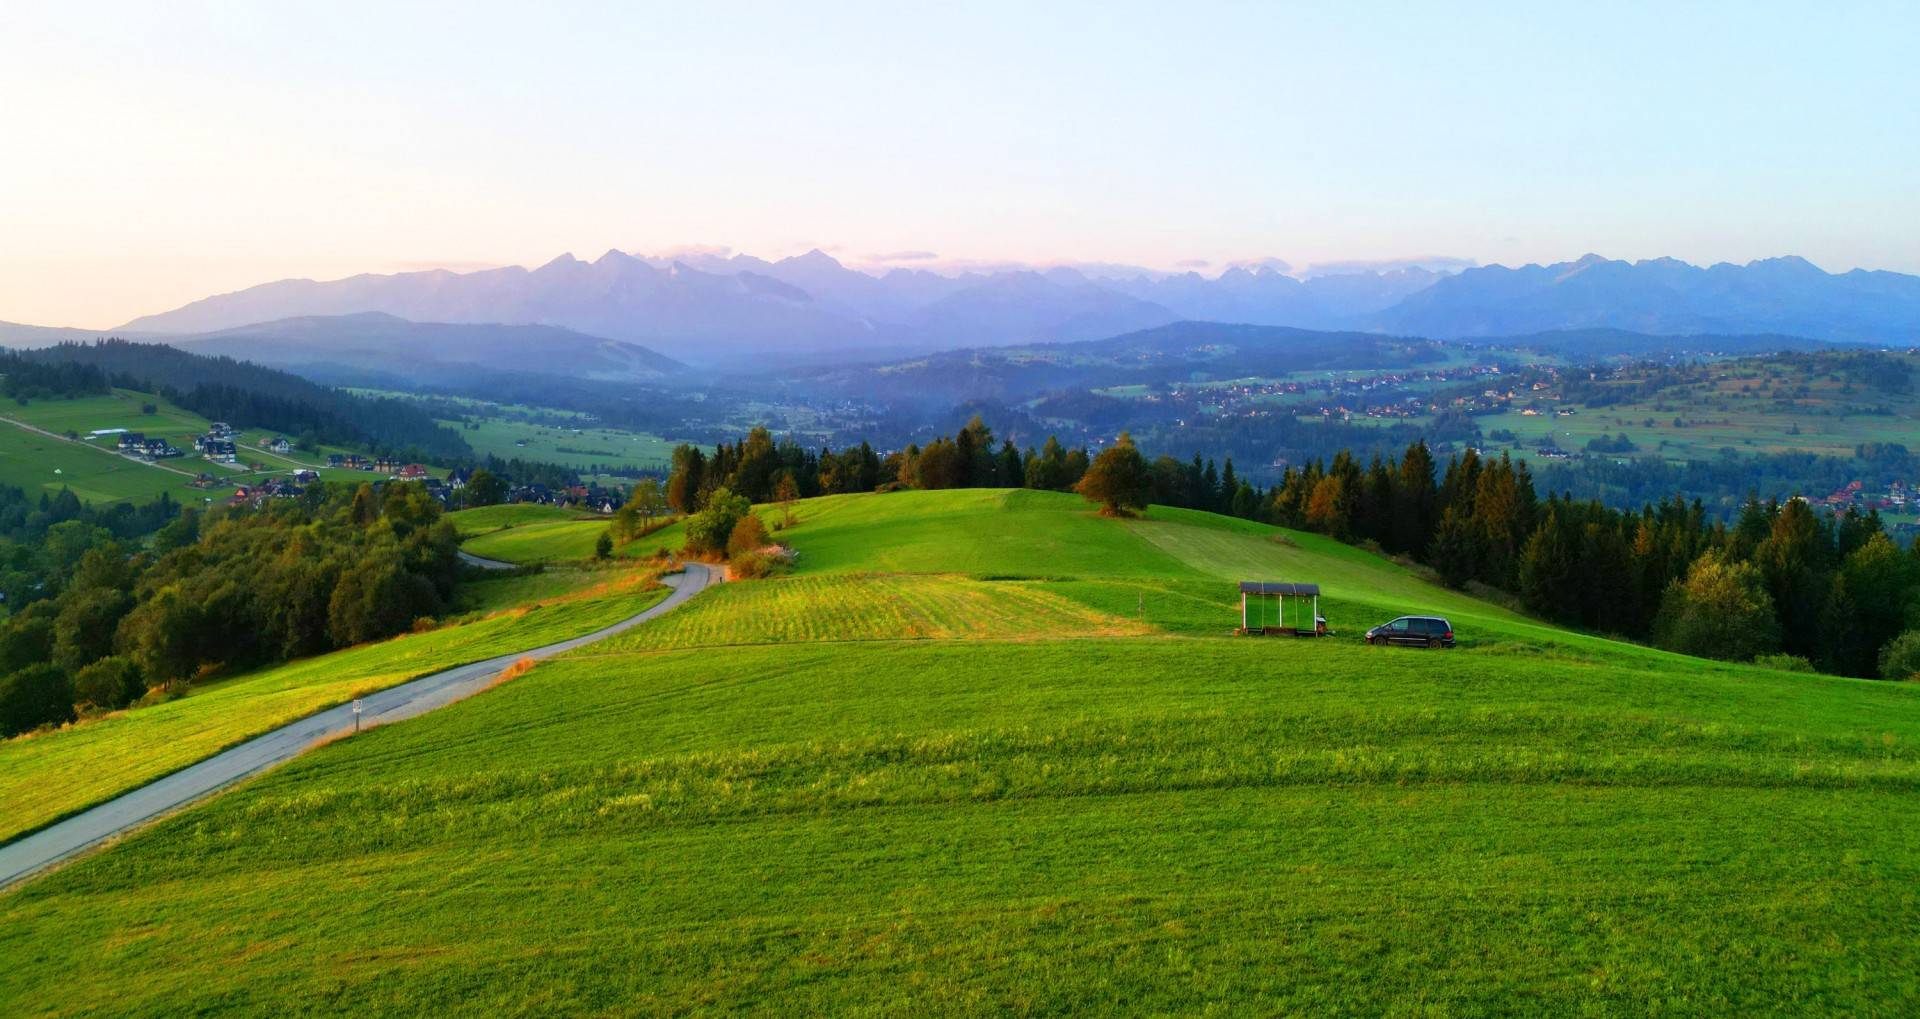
{"left": 2, "top": 0, "right": 1916, "bottom": 327}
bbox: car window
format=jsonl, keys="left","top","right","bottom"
{"left": 1413, "top": 619, "right": 1437, "bottom": 634}
{"left": 1389, "top": 618, "right": 1410, "bottom": 631}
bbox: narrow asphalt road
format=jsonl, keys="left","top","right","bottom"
{"left": 0, "top": 562, "right": 720, "bottom": 891}
{"left": 457, "top": 548, "right": 519, "bottom": 570}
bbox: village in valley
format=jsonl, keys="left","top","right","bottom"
{"left": 80, "top": 410, "right": 624, "bottom": 513}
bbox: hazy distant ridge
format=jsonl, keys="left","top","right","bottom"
{"left": 114, "top": 250, "right": 1920, "bottom": 363}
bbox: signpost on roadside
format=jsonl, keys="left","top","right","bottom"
{"left": 352, "top": 699, "right": 363, "bottom": 733}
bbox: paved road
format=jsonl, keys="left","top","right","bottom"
{"left": 458, "top": 549, "right": 519, "bottom": 570}
{"left": 0, "top": 562, "right": 719, "bottom": 890}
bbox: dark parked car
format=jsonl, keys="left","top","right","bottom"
{"left": 1364, "top": 615, "right": 1455, "bottom": 648}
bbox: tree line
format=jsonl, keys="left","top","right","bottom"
{"left": 20, "top": 340, "right": 473, "bottom": 462}
{"left": 662, "top": 417, "right": 1096, "bottom": 515}
{"left": 0, "top": 481, "right": 462, "bottom": 738}
{"left": 1101, "top": 435, "right": 1920, "bottom": 680}
{"left": 661, "top": 416, "right": 1920, "bottom": 681}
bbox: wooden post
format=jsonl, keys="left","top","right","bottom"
{"left": 1241, "top": 591, "right": 1247, "bottom": 632}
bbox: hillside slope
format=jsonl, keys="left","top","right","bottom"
{"left": 3, "top": 490, "right": 1916, "bottom": 1014}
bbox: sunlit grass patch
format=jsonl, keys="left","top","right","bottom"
{"left": 446, "top": 503, "right": 586, "bottom": 537}
{"left": 592, "top": 573, "right": 1151, "bottom": 652}
{"left": 461, "top": 518, "right": 609, "bottom": 562}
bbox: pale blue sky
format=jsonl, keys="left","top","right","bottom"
{"left": 2, "top": 1, "right": 1915, "bottom": 325}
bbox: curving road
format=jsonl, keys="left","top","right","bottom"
{"left": 0, "top": 562, "right": 719, "bottom": 890}
{"left": 457, "top": 548, "right": 520, "bottom": 570}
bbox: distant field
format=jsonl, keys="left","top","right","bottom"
{"left": 0, "top": 417, "right": 194, "bottom": 503}
{"left": 0, "top": 566, "right": 667, "bottom": 845}
{"left": 8, "top": 489, "right": 1919, "bottom": 1013}
{"left": 0, "top": 389, "right": 443, "bottom": 504}
{"left": 1475, "top": 404, "right": 1920, "bottom": 461}
{"left": 442, "top": 415, "right": 680, "bottom": 473}
{"left": 1333, "top": 352, "right": 1920, "bottom": 464}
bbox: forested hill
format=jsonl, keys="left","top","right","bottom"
{"left": 15, "top": 340, "right": 472, "bottom": 461}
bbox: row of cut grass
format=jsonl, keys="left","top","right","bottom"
{"left": 590, "top": 573, "right": 1150, "bottom": 653}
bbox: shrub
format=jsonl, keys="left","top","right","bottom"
{"left": 683, "top": 488, "right": 750, "bottom": 557}
{"left": 729, "top": 548, "right": 791, "bottom": 580}
{"left": 1751, "top": 653, "right": 1816, "bottom": 674}
{"left": 595, "top": 532, "right": 613, "bottom": 560}
{"left": 73, "top": 656, "right": 144, "bottom": 711}
{"left": 727, "top": 514, "right": 770, "bottom": 559}
{"left": 0, "top": 664, "right": 75, "bottom": 738}
{"left": 1878, "top": 631, "right": 1920, "bottom": 681}
{"left": 137, "top": 680, "right": 188, "bottom": 707}
{"left": 1653, "top": 552, "right": 1778, "bottom": 661}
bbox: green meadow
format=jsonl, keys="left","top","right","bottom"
{"left": 0, "top": 421, "right": 191, "bottom": 504}
{"left": 0, "top": 388, "right": 443, "bottom": 505}
{"left": 0, "top": 566, "right": 666, "bottom": 845}
{"left": 447, "top": 502, "right": 595, "bottom": 538}
{"left": 460, "top": 517, "right": 613, "bottom": 562}
{"left": 441, "top": 413, "right": 680, "bottom": 474}
{"left": 4, "top": 489, "right": 1918, "bottom": 1014}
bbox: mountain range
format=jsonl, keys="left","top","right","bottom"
{"left": 170, "top": 313, "right": 687, "bottom": 383}
{"left": 42, "top": 250, "right": 1920, "bottom": 369}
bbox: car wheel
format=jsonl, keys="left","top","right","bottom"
{"left": 1368, "top": 635, "right": 1382, "bottom": 646}
{"left": 1427, "top": 637, "right": 1442, "bottom": 649}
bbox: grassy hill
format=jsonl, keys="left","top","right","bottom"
{"left": 0, "top": 388, "right": 444, "bottom": 504}
{"left": 0, "top": 418, "right": 191, "bottom": 504}
{"left": 459, "top": 514, "right": 613, "bottom": 562}
{"left": 3, "top": 489, "right": 1917, "bottom": 1014}
{"left": 447, "top": 502, "right": 594, "bottom": 539}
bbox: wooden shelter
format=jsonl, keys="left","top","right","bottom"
{"left": 1237, "top": 581, "right": 1328, "bottom": 637}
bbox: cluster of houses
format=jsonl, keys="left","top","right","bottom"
{"left": 226, "top": 470, "right": 320, "bottom": 506}
{"left": 217, "top": 465, "right": 620, "bottom": 513}
{"left": 190, "top": 422, "right": 239, "bottom": 463}
{"left": 115, "top": 432, "right": 182, "bottom": 460}
{"left": 1819, "top": 480, "right": 1920, "bottom": 515}
{"left": 97, "top": 419, "right": 629, "bottom": 514}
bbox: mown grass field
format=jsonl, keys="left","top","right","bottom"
{"left": 5, "top": 489, "right": 1918, "bottom": 1014}
{"left": 592, "top": 572, "right": 1150, "bottom": 652}
{"left": 0, "top": 420, "right": 191, "bottom": 503}
{"left": 0, "top": 567, "right": 667, "bottom": 845}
